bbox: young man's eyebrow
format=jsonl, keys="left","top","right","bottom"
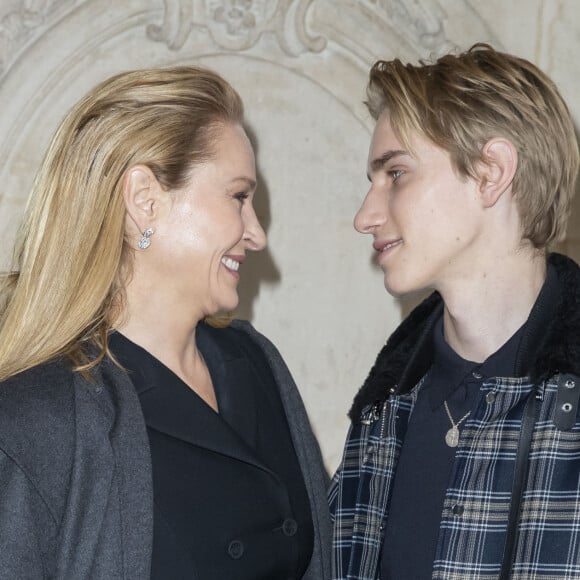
{"left": 370, "top": 150, "right": 408, "bottom": 171}
{"left": 367, "top": 149, "right": 409, "bottom": 180}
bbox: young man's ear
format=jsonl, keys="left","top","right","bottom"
{"left": 478, "top": 138, "right": 518, "bottom": 208}
{"left": 122, "top": 164, "right": 166, "bottom": 234}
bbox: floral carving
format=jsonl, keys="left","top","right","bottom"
{"left": 148, "top": 0, "right": 326, "bottom": 56}
{"left": 214, "top": 0, "right": 256, "bottom": 35}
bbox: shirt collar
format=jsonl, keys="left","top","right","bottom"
{"left": 428, "top": 313, "right": 526, "bottom": 410}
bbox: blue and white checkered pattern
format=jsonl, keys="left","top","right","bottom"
{"left": 329, "top": 374, "right": 580, "bottom": 580}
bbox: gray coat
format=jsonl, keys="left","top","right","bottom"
{"left": 0, "top": 320, "right": 331, "bottom": 579}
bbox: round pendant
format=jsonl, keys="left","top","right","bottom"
{"left": 445, "top": 426, "right": 459, "bottom": 447}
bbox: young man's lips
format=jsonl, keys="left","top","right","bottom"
{"left": 373, "top": 239, "right": 403, "bottom": 252}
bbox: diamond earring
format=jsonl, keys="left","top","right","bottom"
{"left": 138, "top": 227, "right": 154, "bottom": 250}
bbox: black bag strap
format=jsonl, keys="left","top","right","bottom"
{"left": 499, "top": 388, "right": 541, "bottom": 580}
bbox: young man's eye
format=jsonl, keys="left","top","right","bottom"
{"left": 388, "top": 169, "right": 404, "bottom": 182}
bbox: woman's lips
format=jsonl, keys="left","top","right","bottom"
{"left": 221, "top": 255, "right": 245, "bottom": 279}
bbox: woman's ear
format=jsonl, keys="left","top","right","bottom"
{"left": 122, "top": 164, "right": 165, "bottom": 234}
{"left": 478, "top": 138, "right": 518, "bottom": 208}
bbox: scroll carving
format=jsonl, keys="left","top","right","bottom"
{"left": 360, "top": 0, "right": 447, "bottom": 52}
{"left": 147, "top": 0, "right": 326, "bottom": 56}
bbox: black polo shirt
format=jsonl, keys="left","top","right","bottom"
{"left": 109, "top": 323, "right": 313, "bottom": 580}
{"left": 380, "top": 264, "right": 561, "bottom": 579}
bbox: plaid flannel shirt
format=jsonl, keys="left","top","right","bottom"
{"left": 330, "top": 373, "right": 580, "bottom": 579}
{"left": 330, "top": 254, "right": 580, "bottom": 580}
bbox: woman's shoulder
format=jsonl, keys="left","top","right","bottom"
{"left": 0, "top": 358, "right": 76, "bottom": 451}
{"left": 0, "top": 358, "right": 76, "bottom": 426}
{"left": 0, "top": 359, "right": 77, "bottom": 518}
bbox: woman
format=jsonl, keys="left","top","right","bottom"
{"left": 0, "top": 66, "right": 331, "bottom": 579}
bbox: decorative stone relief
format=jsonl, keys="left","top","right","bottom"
{"left": 359, "top": 0, "right": 448, "bottom": 53}
{"left": 147, "top": 0, "right": 326, "bottom": 56}
{"left": 0, "top": 0, "right": 80, "bottom": 78}
{"left": 307, "top": 0, "right": 451, "bottom": 71}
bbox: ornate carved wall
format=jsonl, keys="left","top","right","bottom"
{"left": 0, "top": 0, "right": 579, "bottom": 470}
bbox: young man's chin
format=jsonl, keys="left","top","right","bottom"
{"left": 384, "top": 277, "right": 433, "bottom": 303}
{"left": 383, "top": 275, "right": 422, "bottom": 298}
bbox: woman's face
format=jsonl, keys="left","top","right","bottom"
{"left": 146, "top": 123, "right": 266, "bottom": 319}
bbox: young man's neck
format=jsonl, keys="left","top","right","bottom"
{"left": 440, "top": 248, "right": 547, "bottom": 363}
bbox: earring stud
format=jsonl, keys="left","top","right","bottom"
{"left": 138, "top": 227, "right": 154, "bottom": 250}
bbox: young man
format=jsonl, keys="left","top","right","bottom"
{"left": 329, "top": 44, "right": 580, "bottom": 579}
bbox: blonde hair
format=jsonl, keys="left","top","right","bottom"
{"left": 0, "top": 66, "right": 243, "bottom": 382}
{"left": 366, "top": 43, "right": 579, "bottom": 248}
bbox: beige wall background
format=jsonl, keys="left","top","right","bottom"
{"left": 0, "top": 0, "right": 579, "bottom": 472}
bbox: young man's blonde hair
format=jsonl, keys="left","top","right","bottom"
{"left": 366, "top": 43, "right": 579, "bottom": 248}
{"left": 0, "top": 66, "right": 243, "bottom": 382}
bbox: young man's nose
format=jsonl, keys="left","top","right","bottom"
{"left": 354, "top": 189, "right": 386, "bottom": 234}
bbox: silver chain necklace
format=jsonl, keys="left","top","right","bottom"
{"left": 443, "top": 400, "right": 470, "bottom": 447}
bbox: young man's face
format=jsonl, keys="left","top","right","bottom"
{"left": 354, "top": 110, "right": 486, "bottom": 297}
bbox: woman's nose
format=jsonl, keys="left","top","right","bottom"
{"left": 244, "top": 206, "right": 267, "bottom": 251}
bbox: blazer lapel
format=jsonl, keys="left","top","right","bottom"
{"left": 139, "top": 380, "right": 269, "bottom": 473}
{"left": 115, "top": 327, "right": 271, "bottom": 475}
{"left": 203, "top": 338, "right": 260, "bottom": 451}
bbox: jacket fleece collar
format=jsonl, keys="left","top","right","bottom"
{"left": 350, "top": 253, "right": 580, "bottom": 421}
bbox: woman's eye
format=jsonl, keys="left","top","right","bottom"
{"left": 234, "top": 192, "right": 249, "bottom": 203}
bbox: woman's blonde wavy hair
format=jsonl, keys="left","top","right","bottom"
{"left": 0, "top": 66, "right": 243, "bottom": 382}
